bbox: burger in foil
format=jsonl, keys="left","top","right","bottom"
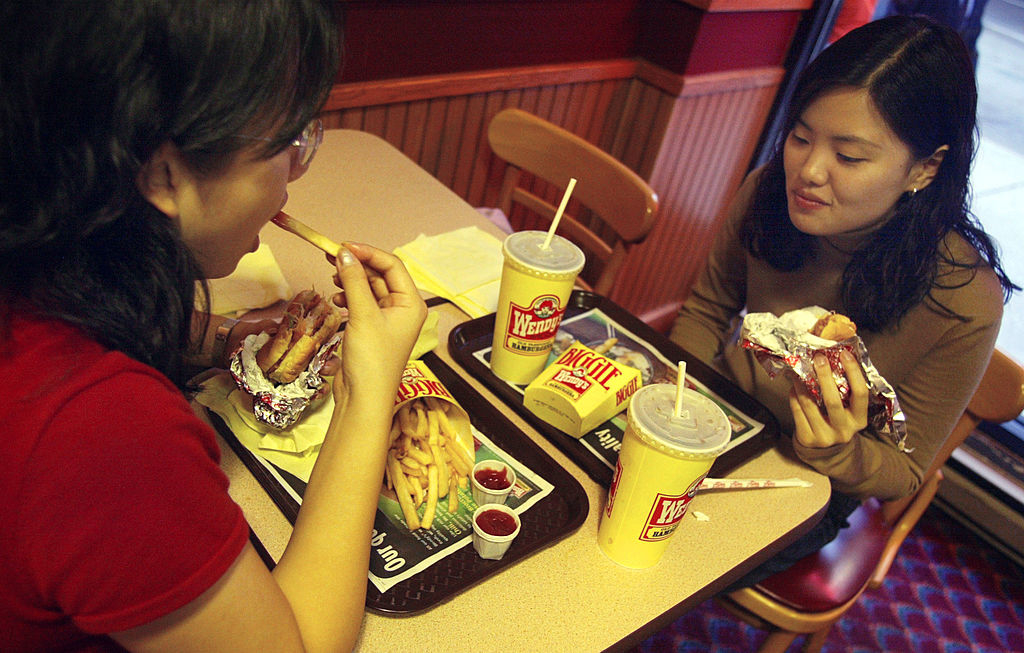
{"left": 229, "top": 290, "right": 343, "bottom": 429}
{"left": 740, "top": 306, "right": 906, "bottom": 451}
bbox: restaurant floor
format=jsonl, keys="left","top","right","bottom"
{"left": 633, "top": 8, "right": 1024, "bottom": 652}
{"left": 632, "top": 506, "right": 1024, "bottom": 652}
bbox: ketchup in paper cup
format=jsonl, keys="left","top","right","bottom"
{"left": 472, "top": 503, "right": 521, "bottom": 560}
{"left": 471, "top": 459, "right": 516, "bottom": 506}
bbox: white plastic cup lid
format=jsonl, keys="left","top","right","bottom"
{"left": 627, "top": 384, "right": 731, "bottom": 459}
{"left": 503, "top": 230, "right": 585, "bottom": 274}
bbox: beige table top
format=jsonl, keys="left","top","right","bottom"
{"left": 214, "top": 129, "right": 830, "bottom": 652}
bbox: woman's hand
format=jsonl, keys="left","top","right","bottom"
{"left": 329, "top": 242, "right": 427, "bottom": 409}
{"left": 789, "top": 349, "right": 869, "bottom": 448}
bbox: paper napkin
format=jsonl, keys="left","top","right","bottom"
{"left": 206, "top": 242, "right": 292, "bottom": 317}
{"left": 394, "top": 226, "right": 504, "bottom": 318}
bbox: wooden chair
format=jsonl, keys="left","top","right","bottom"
{"left": 486, "top": 107, "right": 658, "bottom": 296}
{"left": 717, "top": 348, "right": 1024, "bottom": 653}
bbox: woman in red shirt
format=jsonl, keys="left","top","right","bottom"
{"left": 0, "top": 1, "right": 426, "bottom": 651}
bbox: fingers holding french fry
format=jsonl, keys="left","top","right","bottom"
{"left": 384, "top": 395, "right": 475, "bottom": 531}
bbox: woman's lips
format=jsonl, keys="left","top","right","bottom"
{"left": 791, "top": 190, "right": 829, "bottom": 212}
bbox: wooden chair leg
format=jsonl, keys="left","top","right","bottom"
{"left": 801, "top": 624, "right": 833, "bottom": 653}
{"left": 758, "top": 629, "right": 799, "bottom": 653}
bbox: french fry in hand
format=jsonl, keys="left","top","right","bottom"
{"left": 384, "top": 396, "right": 474, "bottom": 531}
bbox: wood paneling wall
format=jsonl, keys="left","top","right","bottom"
{"left": 320, "top": 59, "right": 781, "bottom": 332}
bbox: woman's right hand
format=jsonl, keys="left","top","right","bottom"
{"left": 328, "top": 242, "right": 427, "bottom": 410}
{"left": 789, "top": 349, "right": 869, "bottom": 449}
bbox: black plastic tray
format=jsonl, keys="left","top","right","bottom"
{"left": 448, "top": 290, "right": 780, "bottom": 486}
{"left": 211, "top": 351, "right": 589, "bottom": 615}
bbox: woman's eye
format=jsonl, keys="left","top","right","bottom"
{"left": 788, "top": 132, "right": 809, "bottom": 145}
{"left": 837, "top": 153, "right": 864, "bottom": 163}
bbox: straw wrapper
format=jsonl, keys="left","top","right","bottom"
{"left": 740, "top": 306, "right": 907, "bottom": 451}
{"left": 700, "top": 477, "right": 812, "bottom": 490}
{"left": 229, "top": 331, "right": 342, "bottom": 430}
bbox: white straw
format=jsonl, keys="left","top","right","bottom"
{"left": 542, "top": 177, "right": 577, "bottom": 249}
{"left": 674, "top": 361, "right": 687, "bottom": 418}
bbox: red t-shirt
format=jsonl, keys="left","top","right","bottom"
{"left": 0, "top": 308, "right": 249, "bottom": 651}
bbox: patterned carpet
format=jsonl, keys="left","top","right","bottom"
{"left": 634, "top": 506, "right": 1024, "bottom": 652}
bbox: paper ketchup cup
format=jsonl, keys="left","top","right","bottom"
{"left": 489, "top": 231, "right": 585, "bottom": 385}
{"left": 471, "top": 459, "right": 516, "bottom": 506}
{"left": 598, "top": 384, "right": 730, "bottom": 569}
{"left": 472, "top": 503, "right": 521, "bottom": 560}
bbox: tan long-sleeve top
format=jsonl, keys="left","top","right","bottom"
{"left": 670, "top": 172, "right": 1004, "bottom": 501}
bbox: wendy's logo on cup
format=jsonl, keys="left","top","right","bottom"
{"left": 532, "top": 296, "right": 559, "bottom": 319}
{"left": 640, "top": 492, "right": 692, "bottom": 541}
{"left": 505, "top": 294, "right": 566, "bottom": 347}
{"left": 639, "top": 474, "right": 707, "bottom": 541}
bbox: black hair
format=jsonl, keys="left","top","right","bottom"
{"left": 0, "top": 0, "right": 340, "bottom": 387}
{"left": 741, "top": 16, "right": 1016, "bottom": 331}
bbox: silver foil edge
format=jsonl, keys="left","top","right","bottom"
{"left": 228, "top": 331, "right": 343, "bottom": 430}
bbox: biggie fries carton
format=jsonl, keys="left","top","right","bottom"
{"left": 523, "top": 341, "right": 642, "bottom": 439}
{"left": 386, "top": 361, "right": 477, "bottom": 531}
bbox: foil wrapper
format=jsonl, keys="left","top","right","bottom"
{"left": 229, "top": 331, "right": 342, "bottom": 430}
{"left": 740, "top": 306, "right": 907, "bottom": 451}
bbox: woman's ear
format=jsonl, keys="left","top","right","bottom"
{"left": 907, "top": 144, "right": 949, "bottom": 193}
{"left": 136, "top": 142, "right": 189, "bottom": 219}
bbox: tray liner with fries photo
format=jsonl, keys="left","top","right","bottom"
{"left": 200, "top": 352, "right": 588, "bottom": 615}
{"left": 449, "top": 291, "right": 780, "bottom": 487}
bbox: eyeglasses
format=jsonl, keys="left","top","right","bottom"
{"left": 238, "top": 118, "right": 323, "bottom": 178}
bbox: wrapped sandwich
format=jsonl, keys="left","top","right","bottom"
{"left": 230, "top": 290, "right": 344, "bottom": 429}
{"left": 740, "top": 306, "right": 906, "bottom": 450}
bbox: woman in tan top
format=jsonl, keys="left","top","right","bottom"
{"left": 670, "top": 16, "right": 1016, "bottom": 587}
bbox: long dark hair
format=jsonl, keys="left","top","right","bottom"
{"left": 741, "top": 16, "right": 1016, "bottom": 331}
{"left": 0, "top": 0, "right": 340, "bottom": 388}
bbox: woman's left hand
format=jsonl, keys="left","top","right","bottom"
{"left": 789, "top": 349, "right": 869, "bottom": 448}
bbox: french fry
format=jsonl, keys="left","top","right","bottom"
{"left": 387, "top": 452, "right": 420, "bottom": 530}
{"left": 410, "top": 477, "right": 425, "bottom": 507}
{"left": 400, "top": 433, "right": 432, "bottom": 466}
{"left": 387, "top": 420, "right": 402, "bottom": 447}
{"left": 427, "top": 410, "right": 451, "bottom": 497}
{"left": 592, "top": 337, "right": 618, "bottom": 354}
{"left": 421, "top": 464, "right": 439, "bottom": 529}
{"left": 398, "top": 404, "right": 416, "bottom": 435}
{"left": 448, "top": 434, "right": 475, "bottom": 474}
{"left": 384, "top": 395, "right": 474, "bottom": 531}
{"left": 448, "top": 476, "right": 460, "bottom": 513}
{"left": 444, "top": 435, "right": 473, "bottom": 477}
{"left": 400, "top": 457, "right": 425, "bottom": 476}
{"left": 413, "top": 403, "right": 428, "bottom": 438}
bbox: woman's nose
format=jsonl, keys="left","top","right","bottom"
{"left": 799, "top": 149, "right": 829, "bottom": 186}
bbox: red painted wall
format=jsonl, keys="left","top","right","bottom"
{"left": 336, "top": 0, "right": 804, "bottom": 83}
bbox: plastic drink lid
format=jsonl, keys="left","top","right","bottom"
{"left": 628, "top": 385, "right": 731, "bottom": 458}
{"left": 504, "top": 231, "right": 585, "bottom": 274}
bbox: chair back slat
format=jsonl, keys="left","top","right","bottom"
{"left": 487, "top": 108, "right": 658, "bottom": 295}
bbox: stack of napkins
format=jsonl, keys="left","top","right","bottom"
{"left": 394, "top": 226, "right": 504, "bottom": 318}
